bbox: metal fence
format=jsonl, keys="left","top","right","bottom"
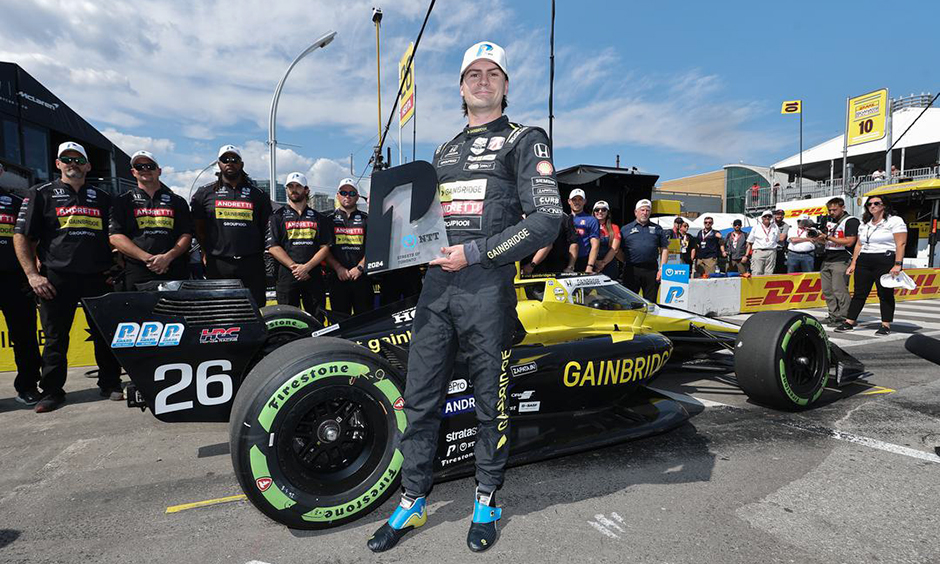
{"left": 745, "top": 166, "right": 940, "bottom": 211}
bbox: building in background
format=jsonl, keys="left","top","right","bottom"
{"left": 0, "top": 62, "right": 133, "bottom": 194}
{"left": 310, "top": 192, "right": 333, "bottom": 212}
{"left": 254, "top": 179, "right": 286, "bottom": 203}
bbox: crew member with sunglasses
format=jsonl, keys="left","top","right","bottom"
{"left": 110, "top": 151, "right": 192, "bottom": 289}
{"left": 325, "top": 179, "right": 373, "bottom": 316}
{"left": 14, "top": 142, "right": 123, "bottom": 412}
{"left": 691, "top": 215, "right": 724, "bottom": 277}
{"left": 836, "top": 196, "right": 907, "bottom": 336}
{"left": 190, "top": 145, "right": 272, "bottom": 307}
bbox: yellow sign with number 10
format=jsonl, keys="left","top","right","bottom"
{"left": 847, "top": 88, "right": 888, "bottom": 147}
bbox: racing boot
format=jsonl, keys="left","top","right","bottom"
{"left": 367, "top": 493, "right": 427, "bottom": 553}
{"left": 467, "top": 487, "right": 501, "bottom": 552}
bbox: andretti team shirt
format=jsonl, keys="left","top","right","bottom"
{"left": 329, "top": 208, "right": 368, "bottom": 269}
{"left": 190, "top": 178, "right": 272, "bottom": 258}
{"left": 0, "top": 186, "right": 25, "bottom": 273}
{"left": 110, "top": 186, "right": 193, "bottom": 265}
{"left": 267, "top": 205, "right": 331, "bottom": 284}
{"left": 620, "top": 219, "right": 668, "bottom": 265}
{"left": 15, "top": 179, "right": 112, "bottom": 274}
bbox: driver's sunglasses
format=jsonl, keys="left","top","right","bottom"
{"left": 339, "top": 190, "right": 358, "bottom": 198}
{"left": 219, "top": 156, "right": 242, "bottom": 164}
{"left": 59, "top": 156, "right": 87, "bottom": 165}
{"left": 133, "top": 163, "right": 158, "bottom": 171}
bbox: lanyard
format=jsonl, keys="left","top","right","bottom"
{"left": 760, "top": 223, "right": 773, "bottom": 243}
{"left": 864, "top": 219, "right": 885, "bottom": 246}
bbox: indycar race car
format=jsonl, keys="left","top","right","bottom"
{"left": 83, "top": 273, "right": 864, "bottom": 530}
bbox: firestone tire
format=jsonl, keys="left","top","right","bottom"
{"left": 229, "top": 337, "right": 406, "bottom": 530}
{"left": 734, "top": 311, "right": 830, "bottom": 411}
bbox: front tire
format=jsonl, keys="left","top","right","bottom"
{"left": 229, "top": 337, "right": 406, "bottom": 529}
{"left": 734, "top": 311, "right": 830, "bottom": 410}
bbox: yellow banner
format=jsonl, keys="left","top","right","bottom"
{"left": 398, "top": 42, "right": 415, "bottom": 127}
{"left": 0, "top": 308, "right": 97, "bottom": 372}
{"left": 740, "top": 268, "right": 940, "bottom": 312}
{"left": 781, "top": 100, "right": 802, "bottom": 114}
{"left": 847, "top": 88, "right": 888, "bottom": 147}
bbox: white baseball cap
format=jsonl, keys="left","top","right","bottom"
{"left": 130, "top": 150, "right": 159, "bottom": 167}
{"left": 635, "top": 199, "right": 652, "bottom": 210}
{"left": 337, "top": 178, "right": 357, "bottom": 191}
{"left": 593, "top": 200, "right": 610, "bottom": 210}
{"left": 761, "top": 209, "right": 774, "bottom": 217}
{"left": 460, "top": 41, "right": 509, "bottom": 80}
{"left": 217, "top": 144, "right": 242, "bottom": 159}
{"left": 57, "top": 141, "right": 87, "bottom": 160}
{"left": 568, "top": 188, "right": 586, "bottom": 200}
{"left": 285, "top": 172, "right": 307, "bottom": 187}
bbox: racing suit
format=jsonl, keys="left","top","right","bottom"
{"left": 400, "top": 115, "right": 562, "bottom": 496}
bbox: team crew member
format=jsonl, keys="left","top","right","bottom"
{"left": 266, "top": 172, "right": 330, "bottom": 317}
{"left": 13, "top": 142, "right": 123, "bottom": 412}
{"left": 523, "top": 210, "right": 577, "bottom": 274}
{"left": 815, "top": 197, "right": 859, "bottom": 326}
{"left": 724, "top": 219, "right": 749, "bottom": 274}
{"left": 191, "top": 145, "right": 272, "bottom": 307}
{"left": 325, "top": 179, "right": 372, "bottom": 315}
{"left": 0, "top": 163, "right": 42, "bottom": 405}
{"left": 593, "top": 200, "right": 621, "bottom": 279}
{"left": 787, "top": 215, "right": 817, "bottom": 273}
{"left": 369, "top": 41, "right": 562, "bottom": 554}
{"left": 691, "top": 215, "right": 723, "bottom": 277}
{"left": 772, "top": 208, "right": 790, "bottom": 274}
{"left": 746, "top": 209, "right": 779, "bottom": 275}
{"left": 110, "top": 150, "right": 192, "bottom": 289}
{"left": 618, "top": 199, "right": 668, "bottom": 300}
{"left": 837, "top": 196, "right": 907, "bottom": 336}
{"left": 569, "top": 188, "right": 599, "bottom": 272}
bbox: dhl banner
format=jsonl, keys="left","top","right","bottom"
{"left": 0, "top": 308, "right": 97, "bottom": 372}
{"left": 741, "top": 268, "right": 940, "bottom": 312}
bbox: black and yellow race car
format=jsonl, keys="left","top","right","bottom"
{"left": 83, "top": 272, "right": 864, "bottom": 529}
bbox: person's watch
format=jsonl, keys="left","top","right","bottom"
{"left": 356, "top": 265, "right": 365, "bottom": 273}
{"left": 894, "top": 261, "right": 902, "bottom": 266}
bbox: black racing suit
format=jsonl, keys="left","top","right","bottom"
{"left": 400, "top": 115, "right": 562, "bottom": 496}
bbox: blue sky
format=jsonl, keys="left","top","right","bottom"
{"left": 1, "top": 0, "right": 937, "bottom": 195}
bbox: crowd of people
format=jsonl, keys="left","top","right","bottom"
{"left": 1, "top": 140, "right": 389, "bottom": 414}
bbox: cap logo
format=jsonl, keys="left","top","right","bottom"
{"left": 477, "top": 43, "right": 494, "bottom": 57}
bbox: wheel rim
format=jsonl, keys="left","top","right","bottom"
{"left": 784, "top": 325, "right": 827, "bottom": 396}
{"left": 275, "top": 384, "right": 389, "bottom": 497}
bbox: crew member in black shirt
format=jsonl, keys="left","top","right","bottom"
{"left": 691, "top": 215, "right": 724, "bottom": 277}
{"left": 110, "top": 150, "right": 192, "bottom": 289}
{"left": 14, "top": 141, "right": 123, "bottom": 412}
{"left": 0, "top": 163, "right": 42, "bottom": 406}
{"left": 266, "top": 172, "right": 331, "bottom": 318}
{"left": 190, "top": 145, "right": 273, "bottom": 307}
{"left": 325, "top": 178, "right": 373, "bottom": 315}
{"left": 523, "top": 211, "right": 577, "bottom": 274}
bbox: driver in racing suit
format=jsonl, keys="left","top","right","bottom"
{"left": 368, "top": 41, "right": 562, "bottom": 553}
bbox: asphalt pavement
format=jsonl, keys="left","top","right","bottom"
{"left": 1, "top": 301, "right": 939, "bottom": 563}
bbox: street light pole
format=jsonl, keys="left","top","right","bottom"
{"left": 268, "top": 30, "right": 337, "bottom": 198}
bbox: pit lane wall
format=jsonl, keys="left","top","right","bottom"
{"left": 680, "top": 268, "right": 940, "bottom": 316}
{"left": 0, "top": 309, "right": 97, "bottom": 372}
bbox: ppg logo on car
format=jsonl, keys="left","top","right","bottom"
{"left": 111, "top": 322, "right": 185, "bottom": 348}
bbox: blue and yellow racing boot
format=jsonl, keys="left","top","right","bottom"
{"left": 367, "top": 493, "right": 427, "bottom": 553}
{"left": 467, "top": 488, "right": 501, "bottom": 552}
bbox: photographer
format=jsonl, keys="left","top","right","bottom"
{"left": 815, "top": 197, "right": 859, "bottom": 326}
{"left": 787, "top": 215, "right": 817, "bottom": 273}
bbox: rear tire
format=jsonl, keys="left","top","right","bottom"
{"left": 734, "top": 311, "right": 830, "bottom": 410}
{"left": 230, "top": 337, "right": 406, "bottom": 529}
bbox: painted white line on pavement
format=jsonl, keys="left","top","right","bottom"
{"left": 588, "top": 520, "right": 619, "bottom": 539}
{"left": 649, "top": 387, "right": 730, "bottom": 408}
{"left": 829, "top": 430, "right": 940, "bottom": 464}
{"left": 595, "top": 513, "right": 624, "bottom": 532}
{"left": 835, "top": 328, "right": 940, "bottom": 348}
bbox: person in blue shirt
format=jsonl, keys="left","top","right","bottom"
{"left": 618, "top": 199, "right": 669, "bottom": 301}
{"left": 568, "top": 188, "right": 599, "bottom": 272}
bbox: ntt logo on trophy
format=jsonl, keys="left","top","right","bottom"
{"left": 401, "top": 234, "right": 416, "bottom": 248}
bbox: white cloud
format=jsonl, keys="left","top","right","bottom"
{"left": 102, "top": 129, "right": 175, "bottom": 156}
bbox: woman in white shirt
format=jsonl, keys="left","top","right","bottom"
{"left": 835, "top": 196, "right": 907, "bottom": 335}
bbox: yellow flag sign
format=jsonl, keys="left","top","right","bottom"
{"left": 399, "top": 42, "right": 415, "bottom": 127}
{"left": 847, "top": 88, "right": 888, "bottom": 147}
{"left": 781, "top": 100, "right": 802, "bottom": 114}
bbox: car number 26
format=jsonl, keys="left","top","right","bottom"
{"left": 154, "top": 360, "right": 233, "bottom": 415}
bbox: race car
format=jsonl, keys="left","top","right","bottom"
{"left": 83, "top": 272, "right": 864, "bottom": 530}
